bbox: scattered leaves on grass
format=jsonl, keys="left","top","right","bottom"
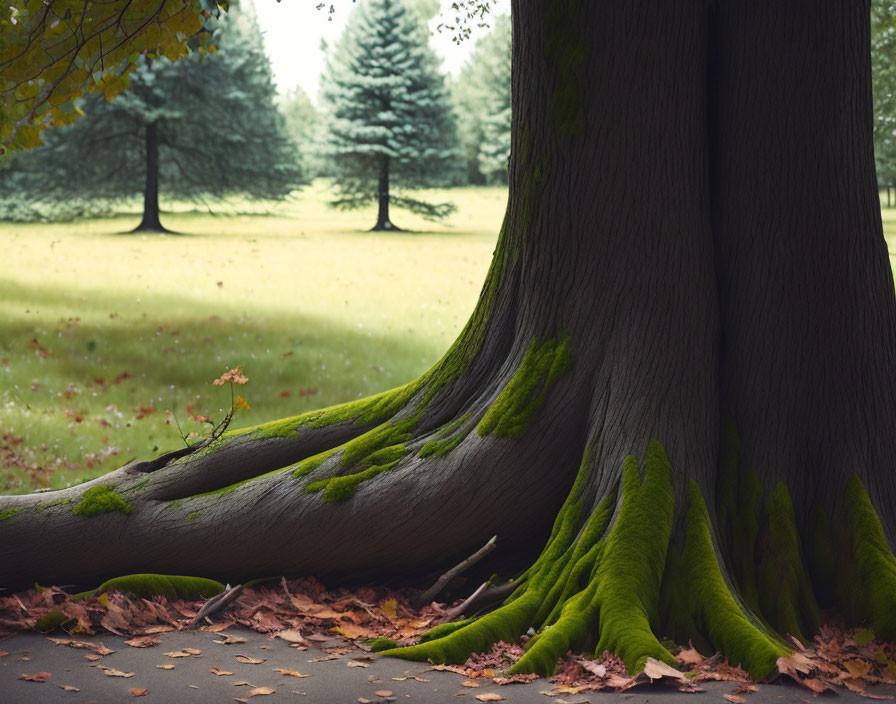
{"left": 20, "top": 671, "right": 52, "bottom": 682}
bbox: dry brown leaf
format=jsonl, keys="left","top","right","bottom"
{"left": 101, "top": 667, "right": 135, "bottom": 678}
{"left": 723, "top": 695, "right": 747, "bottom": 703}
{"left": 20, "top": 671, "right": 52, "bottom": 682}
{"left": 214, "top": 634, "right": 248, "bottom": 645}
{"left": 676, "top": 645, "right": 707, "bottom": 666}
{"left": 375, "top": 690, "right": 394, "bottom": 697}
{"left": 59, "top": 684, "right": 80, "bottom": 692}
{"left": 234, "top": 681, "right": 254, "bottom": 686}
{"left": 211, "top": 667, "right": 235, "bottom": 676}
{"left": 163, "top": 651, "right": 193, "bottom": 658}
{"left": 462, "top": 679, "right": 481, "bottom": 687}
{"left": 348, "top": 660, "right": 369, "bottom": 668}
{"left": 128, "top": 687, "right": 148, "bottom": 696}
{"left": 84, "top": 654, "right": 102, "bottom": 662}
{"left": 248, "top": 686, "right": 275, "bottom": 696}
{"left": 183, "top": 648, "right": 202, "bottom": 655}
{"left": 236, "top": 655, "right": 266, "bottom": 664}
{"left": 643, "top": 657, "right": 690, "bottom": 685}
{"left": 273, "top": 630, "right": 307, "bottom": 644}
{"left": 125, "top": 635, "right": 161, "bottom": 648}
{"left": 474, "top": 694, "right": 504, "bottom": 702}
{"left": 156, "top": 664, "right": 175, "bottom": 670}
{"left": 273, "top": 668, "right": 309, "bottom": 678}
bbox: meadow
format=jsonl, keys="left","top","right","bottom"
{"left": 0, "top": 184, "right": 506, "bottom": 493}
{"left": 1, "top": 191, "right": 894, "bottom": 494}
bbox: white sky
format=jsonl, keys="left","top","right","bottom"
{"left": 251, "top": 0, "right": 510, "bottom": 103}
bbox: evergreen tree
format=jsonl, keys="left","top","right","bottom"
{"left": 278, "top": 86, "right": 324, "bottom": 180}
{"left": 0, "top": 6, "right": 302, "bottom": 231}
{"left": 451, "top": 13, "right": 510, "bottom": 185}
{"left": 319, "top": 0, "right": 459, "bottom": 231}
{"left": 872, "top": 1, "right": 896, "bottom": 203}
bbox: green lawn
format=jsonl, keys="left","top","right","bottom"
{"left": 0, "top": 184, "right": 506, "bottom": 494}
{"left": 2, "top": 192, "right": 894, "bottom": 495}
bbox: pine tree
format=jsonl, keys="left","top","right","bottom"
{"left": 0, "top": 5, "right": 302, "bottom": 231}
{"left": 319, "top": 0, "right": 459, "bottom": 231}
{"left": 872, "top": 1, "right": 896, "bottom": 203}
{"left": 451, "top": 13, "right": 510, "bottom": 186}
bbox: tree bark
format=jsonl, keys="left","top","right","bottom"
{"left": 2, "top": 0, "right": 896, "bottom": 679}
{"left": 132, "top": 121, "right": 169, "bottom": 233}
{"left": 371, "top": 154, "right": 400, "bottom": 231}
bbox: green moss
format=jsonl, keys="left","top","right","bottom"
{"left": 662, "top": 483, "right": 787, "bottom": 680}
{"left": 543, "top": 0, "right": 586, "bottom": 135}
{"left": 307, "top": 458, "right": 403, "bottom": 502}
{"left": 419, "top": 436, "right": 463, "bottom": 458}
{"left": 341, "top": 417, "right": 416, "bottom": 468}
{"left": 477, "top": 335, "right": 572, "bottom": 438}
{"left": 97, "top": 574, "right": 225, "bottom": 601}
{"left": 436, "top": 413, "right": 472, "bottom": 439}
{"left": 186, "top": 511, "right": 202, "bottom": 520}
{"left": 72, "top": 485, "right": 131, "bottom": 517}
{"left": 368, "top": 637, "right": 398, "bottom": 652}
{"left": 844, "top": 475, "right": 896, "bottom": 640}
{"left": 35, "top": 610, "right": 69, "bottom": 632}
{"left": 292, "top": 448, "right": 339, "bottom": 479}
{"left": 0, "top": 507, "right": 22, "bottom": 521}
{"left": 756, "top": 483, "right": 821, "bottom": 642}
{"left": 168, "top": 499, "right": 183, "bottom": 509}
{"left": 35, "top": 498, "right": 71, "bottom": 511}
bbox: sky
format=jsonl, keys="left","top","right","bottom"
{"left": 250, "top": 0, "right": 510, "bottom": 104}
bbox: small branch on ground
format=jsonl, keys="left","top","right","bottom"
{"left": 415, "top": 535, "right": 497, "bottom": 608}
{"left": 186, "top": 584, "right": 244, "bottom": 627}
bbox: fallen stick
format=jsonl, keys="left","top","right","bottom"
{"left": 445, "top": 580, "right": 517, "bottom": 621}
{"left": 416, "top": 535, "right": 497, "bottom": 608}
{"left": 186, "top": 584, "right": 244, "bottom": 627}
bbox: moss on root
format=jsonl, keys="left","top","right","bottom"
{"left": 72, "top": 485, "right": 131, "bottom": 517}
{"left": 0, "top": 508, "right": 22, "bottom": 521}
{"left": 96, "top": 574, "right": 225, "bottom": 601}
{"left": 843, "top": 475, "right": 896, "bottom": 640}
{"left": 477, "top": 334, "right": 572, "bottom": 438}
{"left": 383, "top": 440, "right": 806, "bottom": 679}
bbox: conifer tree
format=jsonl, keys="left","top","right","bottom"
{"left": 451, "top": 13, "right": 510, "bottom": 185}
{"left": 319, "top": 0, "right": 459, "bottom": 231}
{"left": 0, "top": 5, "right": 302, "bottom": 231}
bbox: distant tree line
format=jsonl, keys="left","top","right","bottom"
{"left": 873, "top": 1, "right": 896, "bottom": 206}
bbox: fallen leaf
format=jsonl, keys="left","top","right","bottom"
{"left": 214, "top": 634, "right": 248, "bottom": 645}
{"left": 724, "top": 695, "right": 747, "bottom": 703}
{"left": 234, "top": 681, "right": 254, "bottom": 686}
{"left": 125, "top": 635, "right": 161, "bottom": 648}
{"left": 101, "top": 667, "right": 135, "bottom": 678}
{"left": 474, "top": 695, "right": 504, "bottom": 702}
{"left": 248, "top": 686, "right": 275, "bottom": 696}
{"left": 156, "top": 664, "right": 175, "bottom": 670}
{"left": 129, "top": 688, "right": 148, "bottom": 696}
{"left": 376, "top": 691, "right": 394, "bottom": 697}
{"left": 643, "top": 657, "right": 690, "bottom": 685}
{"left": 236, "top": 655, "right": 266, "bottom": 664}
{"left": 183, "top": 648, "right": 202, "bottom": 655}
{"left": 59, "top": 684, "right": 80, "bottom": 692}
{"left": 273, "top": 630, "right": 306, "bottom": 645}
{"left": 84, "top": 654, "right": 102, "bottom": 662}
{"left": 273, "top": 668, "right": 309, "bottom": 678}
{"left": 211, "top": 667, "right": 235, "bottom": 676}
{"left": 164, "top": 651, "right": 193, "bottom": 658}
{"left": 676, "top": 645, "right": 706, "bottom": 666}
{"left": 348, "top": 660, "right": 369, "bottom": 668}
{"left": 20, "top": 671, "right": 52, "bottom": 682}
{"left": 462, "top": 680, "right": 481, "bottom": 687}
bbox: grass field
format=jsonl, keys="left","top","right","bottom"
{"left": 2, "top": 190, "right": 895, "bottom": 495}
{"left": 0, "top": 184, "right": 506, "bottom": 494}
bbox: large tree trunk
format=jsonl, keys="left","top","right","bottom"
{"left": 3, "top": 0, "right": 896, "bottom": 680}
{"left": 132, "top": 121, "right": 169, "bottom": 233}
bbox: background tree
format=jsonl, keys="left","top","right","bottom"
{"left": 451, "top": 13, "right": 511, "bottom": 185}
{"left": 318, "top": 0, "right": 460, "bottom": 231}
{"left": 4, "top": 0, "right": 896, "bottom": 687}
{"left": 279, "top": 86, "right": 324, "bottom": 181}
{"left": 873, "top": 0, "right": 896, "bottom": 204}
{"left": 0, "top": 5, "right": 302, "bottom": 231}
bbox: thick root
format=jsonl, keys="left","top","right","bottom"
{"left": 385, "top": 441, "right": 793, "bottom": 679}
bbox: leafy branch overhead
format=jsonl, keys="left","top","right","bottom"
{"left": 0, "top": 0, "right": 226, "bottom": 152}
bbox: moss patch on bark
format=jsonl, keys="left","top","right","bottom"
{"left": 72, "top": 485, "right": 131, "bottom": 517}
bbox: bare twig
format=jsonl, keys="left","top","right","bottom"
{"left": 416, "top": 535, "right": 497, "bottom": 608}
{"left": 186, "top": 583, "right": 244, "bottom": 627}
